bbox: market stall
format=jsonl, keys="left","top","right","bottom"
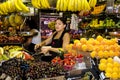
{"left": 0, "top": 0, "right": 120, "bottom": 80}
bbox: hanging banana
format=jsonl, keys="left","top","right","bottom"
{"left": 14, "top": 0, "right": 22, "bottom": 11}
{"left": 16, "top": 0, "right": 30, "bottom": 13}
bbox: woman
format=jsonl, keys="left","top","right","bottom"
{"left": 23, "top": 19, "right": 41, "bottom": 53}
{"left": 34, "top": 17, "right": 70, "bottom": 62}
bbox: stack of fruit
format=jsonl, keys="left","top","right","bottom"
{"left": 66, "top": 35, "right": 120, "bottom": 59}
{"left": 25, "top": 61, "right": 66, "bottom": 79}
{"left": 99, "top": 58, "right": 120, "bottom": 79}
{"left": 0, "top": 45, "right": 33, "bottom": 61}
{"left": 0, "top": 35, "right": 24, "bottom": 43}
{"left": 89, "top": 18, "right": 115, "bottom": 29}
{"left": 52, "top": 52, "right": 83, "bottom": 71}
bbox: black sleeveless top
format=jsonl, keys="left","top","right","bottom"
{"left": 41, "top": 30, "right": 67, "bottom": 62}
{"left": 49, "top": 30, "right": 66, "bottom": 48}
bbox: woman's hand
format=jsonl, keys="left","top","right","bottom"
{"left": 34, "top": 44, "right": 41, "bottom": 51}
{"left": 41, "top": 46, "right": 51, "bottom": 54}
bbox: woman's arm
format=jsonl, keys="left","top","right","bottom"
{"left": 43, "top": 32, "right": 70, "bottom": 54}
{"left": 34, "top": 32, "right": 56, "bottom": 50}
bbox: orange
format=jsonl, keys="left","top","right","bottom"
{"left": 98, "top": 51, "right": 104, "bottom": 58}
{"left": 109, "top": 50, "right": 114, "bottom": 57}
{"left": 80, "top": 38, "right": 87, "bottom": 44}
{"left": 96, "top": 35, "right": 103, "bottom": 42}
{"left": 90, "top": 51, "right": 96, "bottom": 58}
{"left": 103, "top": 51, "right": 109, "bottom": 58}
{"left": 81, "top": 44, "right": 87, "bottom": 51}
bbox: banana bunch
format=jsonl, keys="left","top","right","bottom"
{"left": 31, "top": 0, "right": 50, "bottom": 9}
{"left": 56, "top": 0, "right": 68, "bottom": 11}
{"left": 9, "top": 13, "right": 18, "bottom": 27}
{"left": 14, "top": 0, "right": 30, "bottom": 13}
{"left": 48, "top": 21, "right": 55, "bottom": 30}
{"left": 14, "top": 13, "right": 24, "bottom": 26}
{"left": 56, "top": 0, "right": 91, "bottom": 12}
{"left": 89, "top": 0, "right": 97, "bottom": 8}
{"left": 0, "top": 0, "right": 29, "bottom": 15}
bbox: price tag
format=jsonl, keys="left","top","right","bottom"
{"left": 99, "top": 72, "right": 106, "bottom": 80}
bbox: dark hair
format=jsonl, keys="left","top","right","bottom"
{"left": 56, "top": 17, "right": 67, "bottom": 25}
{"left": 26, "top": 19, "right": 37, "bottom": 29}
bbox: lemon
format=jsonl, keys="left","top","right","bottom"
{"left": 99, "top": 63, "right": 106, "bottom": 71}
{"left": 113, "top": 67, "right": 119, "bottom": 73}
{"left": 105, "top": 72, "right": 111, "bottom": 78}
{"left": 105, "top": 67, "right": 113, "bottom": 73}
{"left": 106, "top": 63, "right": 113, "bottom": 68}
{"left": 100, "top": 58, "right": 107, "bottom": 64}
{"left": 107, "top": 58, "right": 113, "bottom": 63}
{"left": 113, "top": 62, "right": 120, "bottom": 68}
{"left": 111, "top": 72, "right": 118, "bottom": 79}
{"left": 74, "top": 40, "right": 80, "bottom": 45}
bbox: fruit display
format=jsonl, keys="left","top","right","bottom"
{"left": 89, "top": 18, "right": 116, "bottom": 28}
{"left": 25, "top": 61, "right": 66, "bottom": 79}
{"left": 66, "top": 35, "right": 120, "bottom": 58}
{"left": 9, "top": 13, "right": 24, "bottom": 27}
{"left": 31, "top": 0, "right": 50, "bottom": 9}
{"left": 98, "top": 58, "right": 120, "bottom": 79}
{"left": 0, "top": 58, "right": 28, "bottom": 79}
{"left": 0, "top": 0, "right": 29, "bottom": 15}
{"left": 56, "top": 0, "right": 91, "bottom": 12}
{"left": 0, "top": 45, "right": 34, "bottom": 61}
{"left": 0, "top": 35, "right": 24, "bottom": 43}
{"left": 52, "top": 52, "right": 84, "bottom": 71}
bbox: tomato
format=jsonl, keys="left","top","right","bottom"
{"left": 22, "top": 51, "right": 33, "bottom": 60}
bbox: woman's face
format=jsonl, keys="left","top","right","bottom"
{"left": 55, "top": 19, "right": 66, "bottom": 32}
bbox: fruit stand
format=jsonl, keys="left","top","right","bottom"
{"left": 0, "top": 0, "right": 120, "bottom": 80}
